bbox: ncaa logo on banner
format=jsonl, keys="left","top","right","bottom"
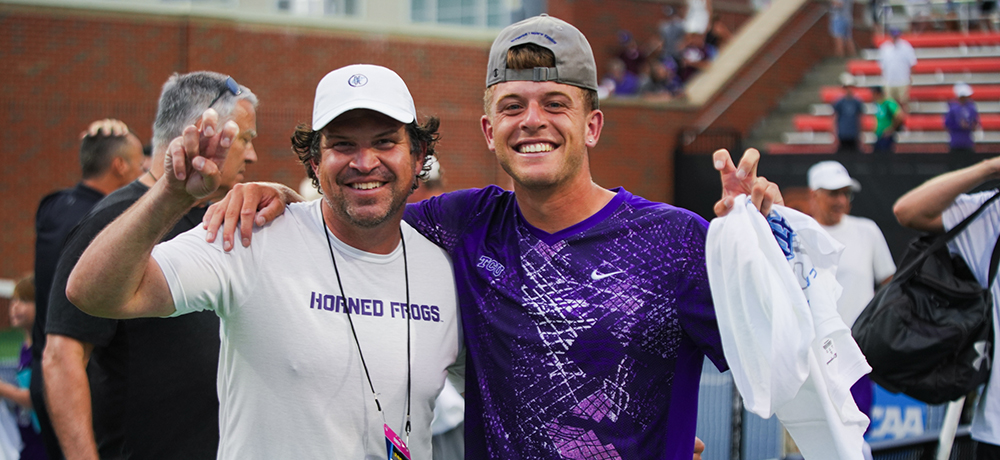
{"left": 348, "top": 74, "right": 368, "bottom": 87}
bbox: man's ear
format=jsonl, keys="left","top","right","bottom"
{"left": 111, "top": 156, "right": 128, "bottom": 177}
{"left": 310, "top": 157, "right": 321, "bottom": 178}
{"left": 585, "top": 110, "right": 604, "bottom": 148}
{"left": 481, "top": 115, "right": 495, "bottom": 151}
{"left": 414, "top": 152, "right": 426, "bottom": 177}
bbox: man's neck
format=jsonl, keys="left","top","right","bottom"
{"left": 321, "top": 201, "right": 402, "bottom": 255}
{"left": 514, "top": 178, "right": 616, "bottom": 234}
{"left": 81, "top": 175, "right": 122, "bottom": 196}
{"left": 817, "top": 214, "right": 844, "bottom": 226}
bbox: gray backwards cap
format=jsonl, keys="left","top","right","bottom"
{"left": 486, "top": 14, "right": 598, "bottom": 92}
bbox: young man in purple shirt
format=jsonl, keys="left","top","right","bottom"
{"left": 206, "top": 14, "right": 780, "bottom": 459}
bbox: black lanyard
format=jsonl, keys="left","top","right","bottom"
{"left": 322, "top": 219, "right": 412, "bottom": 443}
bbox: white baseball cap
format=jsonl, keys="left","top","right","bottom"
{"left": 808, "top": 161, "right": 861, "bottom": 192}
{"left": 312, "top": 64, "right": 417, "bottom": 131}
{"left": 954, "top": 82, "right": 974, "bottom": 98}
{"left": 839, "top": 72, "right": 856, "bottom": 87}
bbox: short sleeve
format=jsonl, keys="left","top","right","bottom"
{"left": 152, "top": 226, "right": 244, "bottom": 318}
{"left": 943, "top": 191, "right": 1000, "bottom": 287}
{"left": 673, "top": 212, "right": 728, "bottom": 372}
{"left": 404, "top": 187, "right": 503, "bottom": 253}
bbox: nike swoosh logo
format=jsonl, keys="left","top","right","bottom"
{"left": 591, "top": 269, "right": 624, "bottom": 281}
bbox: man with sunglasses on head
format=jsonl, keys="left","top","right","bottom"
{"left": 43, "top": 71, "right": 260, "bottom": 460}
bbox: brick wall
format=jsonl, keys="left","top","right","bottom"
{"left": 0, "top": 0, "right": 831, "bottom": 279}
{"left": 0, "top": 5, "right": 495, "bottom": 279}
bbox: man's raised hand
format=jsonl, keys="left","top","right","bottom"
{"left": 164, "top": 109, "right": 238, "bottom": 201}
{"left": 713, "top": 148, "right": 783, "bottom": 217}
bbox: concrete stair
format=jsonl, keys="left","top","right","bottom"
{"left": 746, "top": 57, "right": 850, "bottom": 151}
{"left": 751, "top": 31, "right": 1000, "bottom": 154}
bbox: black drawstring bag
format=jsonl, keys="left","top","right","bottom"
{"left": 852, "top": 192, "right": 1000, "bottom": 405}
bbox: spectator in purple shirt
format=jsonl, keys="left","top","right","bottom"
{"left": 945, "top": 82, "right": 980, "bottom": 155}
{"left": 600, "top": 58, "right": 643, "bottom": 97}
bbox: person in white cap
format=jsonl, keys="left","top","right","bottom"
{"left": 64, "top": 64, "right": 463, "bottom": 459}
{"left": 945, "top": 82, "right": 980, "bottom": 155}
{"left": 808, "top": 161, "right": 895, "bottom": 327}
{"left": 807, "top": 160, "right": 894, "bottom": 440}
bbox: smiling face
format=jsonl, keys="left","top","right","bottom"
{"left": 482, "top": 80, "right": 603, "bottom": 192}
{"left": 811, "top": 186, "right": 853, "bottom": 226}
{"left": 313, "top": 109, "right": 421, "bottom": 232}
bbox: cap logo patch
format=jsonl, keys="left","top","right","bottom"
{"left": 348, "top": 74, "right": 368, "bottom": 87}
{"left": 510, "top": 31, "right": 557, "bottom": 45}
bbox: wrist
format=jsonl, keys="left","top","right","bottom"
{"left": 151, "top": 178, "right": 199, "bottom": 214}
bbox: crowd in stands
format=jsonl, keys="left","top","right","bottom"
{"left": 599, "top": 4, "right": 732, "bottom": 100}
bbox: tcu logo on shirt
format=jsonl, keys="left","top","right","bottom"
{"left": 477, "top": 255, "right": 505, "bottom": 277}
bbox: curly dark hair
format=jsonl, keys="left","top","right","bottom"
{"left": 292, "top": 116, "right": 441, "bottom": 194}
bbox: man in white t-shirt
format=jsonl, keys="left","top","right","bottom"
{"left": 808, "top": 160, "right": 895, "bottom": 430}
{"left": 64, "top": 64, "right": 462, "bottom": 459}
{"left": 895, "top": 156, "right": 1000, "bottom": 460}
{"left": 808, "top": 161, "right": 896, "bottom": 326}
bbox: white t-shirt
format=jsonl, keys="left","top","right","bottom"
{"left": 822, "top": 215, "right": 896, "bottom": 327}
{"left": 878, "top": 39, "right": 917, "bottom": 87}
{"left": 152, "top": 199, "right": 462, "bottom": 460}
{"left": 943, "top": 190, "right": 1000, "bottom": 446}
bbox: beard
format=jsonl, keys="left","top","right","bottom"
{"left": 321, "top": 168, "right": 413, "bottom": 229}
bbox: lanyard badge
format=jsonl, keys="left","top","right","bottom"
{"left": 324, "top": 221, "right": 414, "bottom": 460}
{"left": 385, "top": 423, "right": 411, "bottom": 460}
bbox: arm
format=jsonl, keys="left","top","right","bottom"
{"left": 0, "top": 381, "right": 30, "bottom": 409}
{"left": 894, "top": 156, "right": 1000, "bottom": 232}
{"left": 43, "top": 334, "right": 98, "bottom": 460}
{"left": 202, "top": 182, "right": 304, "bottom": 251}
{"left": 67, "top": 111, "right": 238, "bottom": 319}
{"left": 856, "top": 100, "right": 865, "bottom": 137}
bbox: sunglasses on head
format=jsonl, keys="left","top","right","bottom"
{"left": 208, "top": 76, "right": 242, "bottom": 108}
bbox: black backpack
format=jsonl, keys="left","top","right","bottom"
{"left": 852, "top": 193, "right": 1000, "bottom": 405}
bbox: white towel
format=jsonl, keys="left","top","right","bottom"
{"left": 707, "top": 196, "right": 871, "bottom": 460}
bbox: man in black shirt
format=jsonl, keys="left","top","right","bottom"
{"left": 32, "top": 121, "right": 144, "bottom": 459}
{"left": 43, "top": 71, "right": 261, "bottom": 460}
